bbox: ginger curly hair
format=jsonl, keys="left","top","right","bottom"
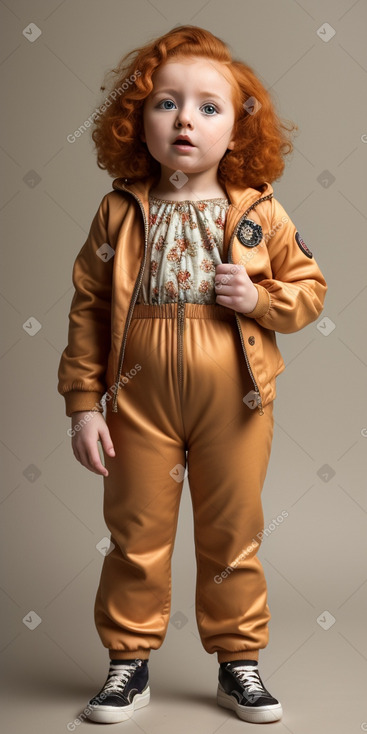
{"left": 91, "top": 25, "right": 298, "bottom": 189}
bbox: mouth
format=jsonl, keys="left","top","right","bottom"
{"left": 173, "top": 137, "right": 195, "bottom": 147}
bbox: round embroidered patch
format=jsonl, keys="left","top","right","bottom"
{"left": 295, "top": 231, "right": 313, "bottom": 258}
{"left": 237, "top": 217, "right": 263, "bottom": 248}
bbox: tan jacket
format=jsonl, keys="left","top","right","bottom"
{"left": 57, "top": 175, "right": 328, "bottom": 417}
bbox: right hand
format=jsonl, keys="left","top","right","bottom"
{"left": 71, "top": 411, "right": 115, "bottom": 477}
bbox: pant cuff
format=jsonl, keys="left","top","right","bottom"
{"left": 108, "top": 649, "right": 150, "bottom": 661}
{"left": 217, "top": 650, "right": 259, "bottom": 663}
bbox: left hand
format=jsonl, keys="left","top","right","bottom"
{"left": 214, "top": 263, "right": 259, "bottom": 314}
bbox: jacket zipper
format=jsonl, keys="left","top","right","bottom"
{"left": 111, "top": 185, "right": 149, "bottom": 412}
{"left": 177, "top": 301, "right": 185, "bottom": 405}
{"left": 227, "top": 193, "right": 273, "bottom": 417}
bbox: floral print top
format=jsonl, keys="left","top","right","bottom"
{"left": 136, "top": 194, "right": 230, "bottom": 305}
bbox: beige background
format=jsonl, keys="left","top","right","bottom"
{"left": 1, "top": 1, "right": 367, "bottom": 732}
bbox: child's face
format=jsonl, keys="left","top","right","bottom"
{"left": 141, "top": 56, "right": 236, "bottom": 177}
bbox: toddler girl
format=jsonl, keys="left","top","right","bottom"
{"left": 58, "top": 24, "right": 327, "bottom": 725}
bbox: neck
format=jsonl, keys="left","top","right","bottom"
{"left": 150, "top": 166, "right": 227, "bottom": 201}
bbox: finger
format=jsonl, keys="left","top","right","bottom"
{"left": 215, "top": 274, "right": 234, "bottom": 288}
{"left": 99, "top": 426, "right": 115, "bottom": 456}
{"left": 215, "top": 286, "right": 232, "bottom": 297}
{"left": 216, "top": 263, "right": 243, "bottom": 276}
{"left": 215, "top": 270, "right": 242, "bottom": 288}
{"left": 82, "top": 446, "right": 108, "bottom": 476}
{"left": 215, "top": 294, "right": 233, "bottom": 307}
{"left": 215, "top": 262, "right": 235, "bottom": 272}
{"left": 89, "top": 448, "right": 109, "bottom": 476}
{"left": 215, "top": 277, "right": 237, "bottom": 291}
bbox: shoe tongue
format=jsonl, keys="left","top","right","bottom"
{"left": 108, "top": 660, "right": 138, "bottom": 676}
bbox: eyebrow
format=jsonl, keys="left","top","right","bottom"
{"left": 152, "top": 89, "right": 226, "bottom": 104}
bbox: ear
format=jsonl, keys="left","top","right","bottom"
{"left": 227, "top": 139, "right": 235, "bottom": 151}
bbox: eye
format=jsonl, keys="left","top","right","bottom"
{"left": 201, "top": 103, "right": 218, "bottom": 115}
{"left": 157, "top": 99, "right": 176, "bottom": 109}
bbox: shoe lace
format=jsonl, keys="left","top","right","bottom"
{"left": 103, "top": 661, "right": 140, "bottom": 695}
{"left": 231, "top": 665, "right": 266, "bottom": 695}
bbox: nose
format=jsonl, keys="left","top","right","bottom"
{"left": 175, "top": 106, "right": 193, "bottom": 128}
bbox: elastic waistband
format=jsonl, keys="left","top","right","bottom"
{"left": 132, "top": 302, "right": 236, "bottom": 321}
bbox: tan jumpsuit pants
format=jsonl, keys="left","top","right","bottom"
{"left": 94, "top": 302, "right": 274, "bottom": 664}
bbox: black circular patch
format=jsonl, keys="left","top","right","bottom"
{"left": 237, "top": 217, "right": 263, "bottom": 248}
{"left": 295, "top": 231, "right": 313, "bottom": 258}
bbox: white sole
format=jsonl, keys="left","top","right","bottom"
{"left": 217, "top": 684, "right": 283, "bottom": 723}
{"left": 86, "top": 686, "right": 150, "bottom": 723}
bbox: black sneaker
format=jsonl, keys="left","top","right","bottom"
{"left": 86, "top": 658, "right": 150, "bottom": 723}
{"left": 217, "top": 660, "right": 283, "bottom": 723}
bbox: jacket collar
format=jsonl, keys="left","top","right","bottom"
{"left": 112, "top": 174, "right": 273, "bottom": 211}
{"left": 111, "top": 175, "right": 274, "bottom": 256}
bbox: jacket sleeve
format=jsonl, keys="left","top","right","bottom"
{"left": 243, "top": 196, "right": 328, "bottom": 333}
{"left": 57, "top": 195, "right": 113, "bottom": 417}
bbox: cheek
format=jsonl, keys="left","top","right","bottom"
{"left": 145, "top": 120, "right": 162, "bottom": 146}
{"left": 206, "top": 129, "right": 230, "bottom": 151}
{"left": 205, "top": 118, "right": 232, "bottom": 146}
{"left": 149, "top": 117, "right": 169, "bottom": 141}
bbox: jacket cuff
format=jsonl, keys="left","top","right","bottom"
{"left": 243, "top": 284, "right": 271, "bottom": 319}
{"left": 63, "top": 391, "right": 105, "bottom": 418}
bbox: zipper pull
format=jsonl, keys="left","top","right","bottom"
{"left": 256, "top": 392, "right": 264, "bottom": 416}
